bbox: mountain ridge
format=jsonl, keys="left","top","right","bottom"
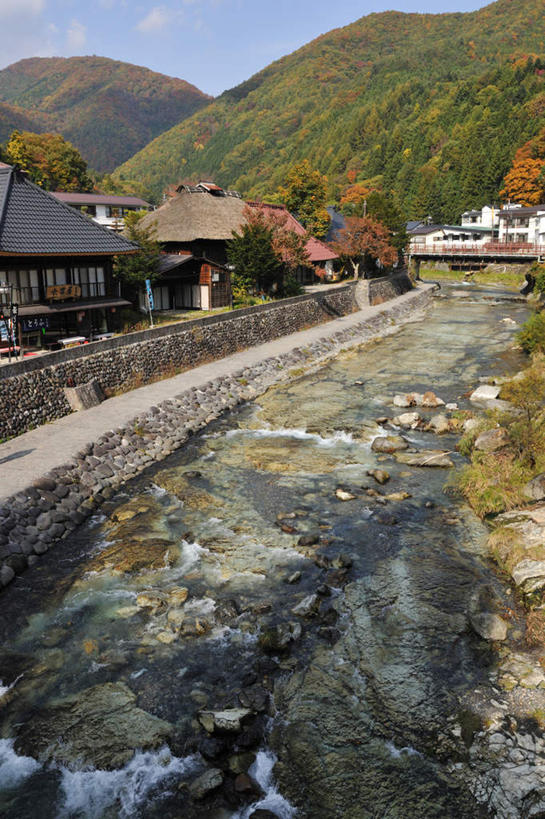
{"left": 112, "top": 0, "right": 545, "bottom": 220}
{"left": 0, "top": 56, "right": 211, "bottom": 174}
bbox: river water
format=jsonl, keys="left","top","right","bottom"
{"left": 0, "top": 284, "right": 531, "bottom": 818}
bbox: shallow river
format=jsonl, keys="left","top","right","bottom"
{"left": 0, "top": 284, "right": 531, "bottom": 818}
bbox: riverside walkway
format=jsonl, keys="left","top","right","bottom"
{"left": 0, "top": 286, "right": 432, "bottom": 501}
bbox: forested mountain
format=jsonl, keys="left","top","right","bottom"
{"left": 0, "top": 57, "right": 211, "bottom": 173}
{"left": 113, "top": 0, "right": 545, "bottom": 221}
{"left": 0, "top": 101, "right": 48, "bottom": 143}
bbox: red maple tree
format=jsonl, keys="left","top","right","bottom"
{"left": 244, "top": 205, "right": 310, "bottom": 272}
{"left": 332, "top": 216, "right": 397, "bottom": 279}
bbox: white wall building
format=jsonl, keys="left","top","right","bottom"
{"left": 408, "top": 223, "right": 494, "bottom": 251}
{"left": 498, "top": 204, "right": 545, "bottom": 244}
{"left": 461, "top": 205, "right": 500, "bottom": 229}
{"left": 51, "top": 192, "right": 153, "bottom": 232}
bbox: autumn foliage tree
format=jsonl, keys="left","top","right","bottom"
{"left": 4, "top": 130, "right": 93, "bottom": 192}
{"left": 500, "top": 141, "right": 545, "bottom": 205}
{"left": 339, "top": 183, "right": 374, "bottom": 215}
{"left": 228, "top": 205, "right": 309, "bottom": 297}
{"left": 278, "top": 160, "right": 330, "bottom": 239}
{"left": 332, "top": 216, "right": 397, "bottom": 279}
{"left": 500, "top": 127, "right": 545, "bottom": 205}
{"left": 248, "top": 205, "right": 310, "bottom": 273}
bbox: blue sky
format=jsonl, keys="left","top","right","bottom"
{"left": 3, "top": 0, "right": 490, "bottom": 96}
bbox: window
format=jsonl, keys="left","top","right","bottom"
{"left": 3, "top": 269, "right": 40, "bottom": 304}
{"left": 152, "top": 286, "right": 170, "bottom": 310}
{"left": 72, "top": 266, "right": 105, "bottom": 298}
{"left": 46, "top": 268, "right": 68, "bottom": 287}
{"left": 79, "top": 205, "right": 96, "bottom": 217}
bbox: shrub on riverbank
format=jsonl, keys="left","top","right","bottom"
{"left": 457, "top": 451, "right": 531, "bottom": 518}
{"left": 517, "top": 311, "right": 545, "bottom": 354}
{"left": 456, "top": 358, "right": 545, "bottom": 517}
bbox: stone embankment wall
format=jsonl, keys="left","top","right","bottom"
{"left": 368, "top": 272, "right": 414, "bottom": 304}
{"left": 0, "top": 284, "right": 432, "bottom": 589}
{"left": 0, "top": 285, "right": 356, "bottom": 440}
{"left": 0, "top": 273, "right": 412, "bottom": 440}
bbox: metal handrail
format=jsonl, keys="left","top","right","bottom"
{"left": 410, "top": 242, "right": 545, "bottom": 256}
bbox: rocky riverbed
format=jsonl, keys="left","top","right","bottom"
{"left": 0, "top": 283, "right": 541, "bottom": 818}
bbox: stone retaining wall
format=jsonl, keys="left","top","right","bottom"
{"left": 1, "top": 274, "right": 412, "bottom": 440}
{"left": 0, "top": 285, "right": 357, "bottom": 439}
{"left": 0, "top": 285, "right": 432, "bottom": 589}
{"left": 368, "top": 271, "right": 414, "bottom": 304}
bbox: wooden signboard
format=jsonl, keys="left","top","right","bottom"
{"left": 46, "top": 284, "right": 81, "bottom": 300}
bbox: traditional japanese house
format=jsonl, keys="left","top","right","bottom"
{"left": 144, "top": 254, "right": 231, "bottom": 311}
{"left": 137, "top": 182, "right": 244, "bottom": 309}
{"left": 0, "top": 164, "right": 137, "bottom": 349}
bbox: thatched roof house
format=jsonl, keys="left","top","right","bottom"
{"left": 138, "top": 182, "right": 247, "bottom": 263}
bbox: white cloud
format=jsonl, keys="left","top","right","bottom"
{"left": 0, "top": 1, "right": 56, "bottom": 68}
{"left": 2, "top": 0, "right": 45, "bottom": 14}
{"left": 136, "top": 5, "right": 172, "bottom": 33}
{"left": 66, "top": 19, "right": 87, "bottom": 51}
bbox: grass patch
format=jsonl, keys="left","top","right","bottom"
{"left": 420, "top": 266, "right": 525, "bottom": 289}
{"left": 456, "top": 451, "right": 531, "bottom": 518}
{"left": 526, "top": 611, "right": 545, "bottom": 649}
{"left": 455, "top": 356, "right": 545, "bottom": 517}
{"left": 517, "top": 311, "right": 545, "bottom": 355}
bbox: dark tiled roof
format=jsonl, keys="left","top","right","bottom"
{"left": 406, "top": 220, "right": 425, "bottom": 232}
{"left": 409, "top": 224, "right": 443, "bottom": 235}
{"left": 158, "top": 254, "right": 195, "bottom": 274}
{"left": 0, "top": 166, "right": 138, "bottom": 255}
{"left": 52, "top": 192, "right": 151, "bottom": 208}
{"left": 498, "top": 205, "right": 545, "bottom": 218}
{"left": 158, "top": 254, "right": 226, "bottom": 275}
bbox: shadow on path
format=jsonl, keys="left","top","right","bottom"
{"left": 0, "top": 448, "right": 34, "bottom": 465}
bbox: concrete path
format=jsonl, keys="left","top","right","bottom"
{"left": 0, "top": 286, "right": 431, "bottom": 501}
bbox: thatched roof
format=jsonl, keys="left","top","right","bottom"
{"left": 138, "top": 188, "right": 247, "bottom": 243}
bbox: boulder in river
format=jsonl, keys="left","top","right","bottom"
{"left": 258, "top": 622, "right": 302, "bottom": 653}
{"left": 393, "top": 393, "right": 423, "bottom": 408}
{"left": 291, "top": 593, "right": 319, "bottom": 618}
{"left": 136, "top": 590, "right": 168, "bottom": 612}
{"left": 188, "top": 767, "right": 224, "bottom": 799}
{"left": 470, "top": 384, "right": 501, "bottom": 403}
{"left": 198, "top": 708, "right": 253, "bottom": 733}
{"left": 421, "top": 391, "right": 446, "bottom": 408}
{"left": 86, "top": 538, "right": 178, "bottom": 575}
{"left": 335, "top": 488, "right": 356, "bottom": 501}
{"left": 367, "top": 469, "right": 390, "bottom": 485}
{"left": 371, "top": 435, "right": 409, "bottom": 453}
{"left": 469, "top": 612, "right": 508, "bottom": 642}
{"left": 392, "top": 412, "right": 421, "bottom": 429}
{"left": 394, "top": 450, "right": 454, "bottom": 468}
{"left": 167, "top": 586, "right": 189, "bottom": 607}
{"left": 428, "top": 414, "right": 450, "bottom": 435}
{"left": 14, "top": 682, "right": 172, "bottom": 769}
{"left": 488, "top": 506, "right": 545, "bottom": 596}
{"left": 523, "top": 473, "right": 545, "bottom": 502}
